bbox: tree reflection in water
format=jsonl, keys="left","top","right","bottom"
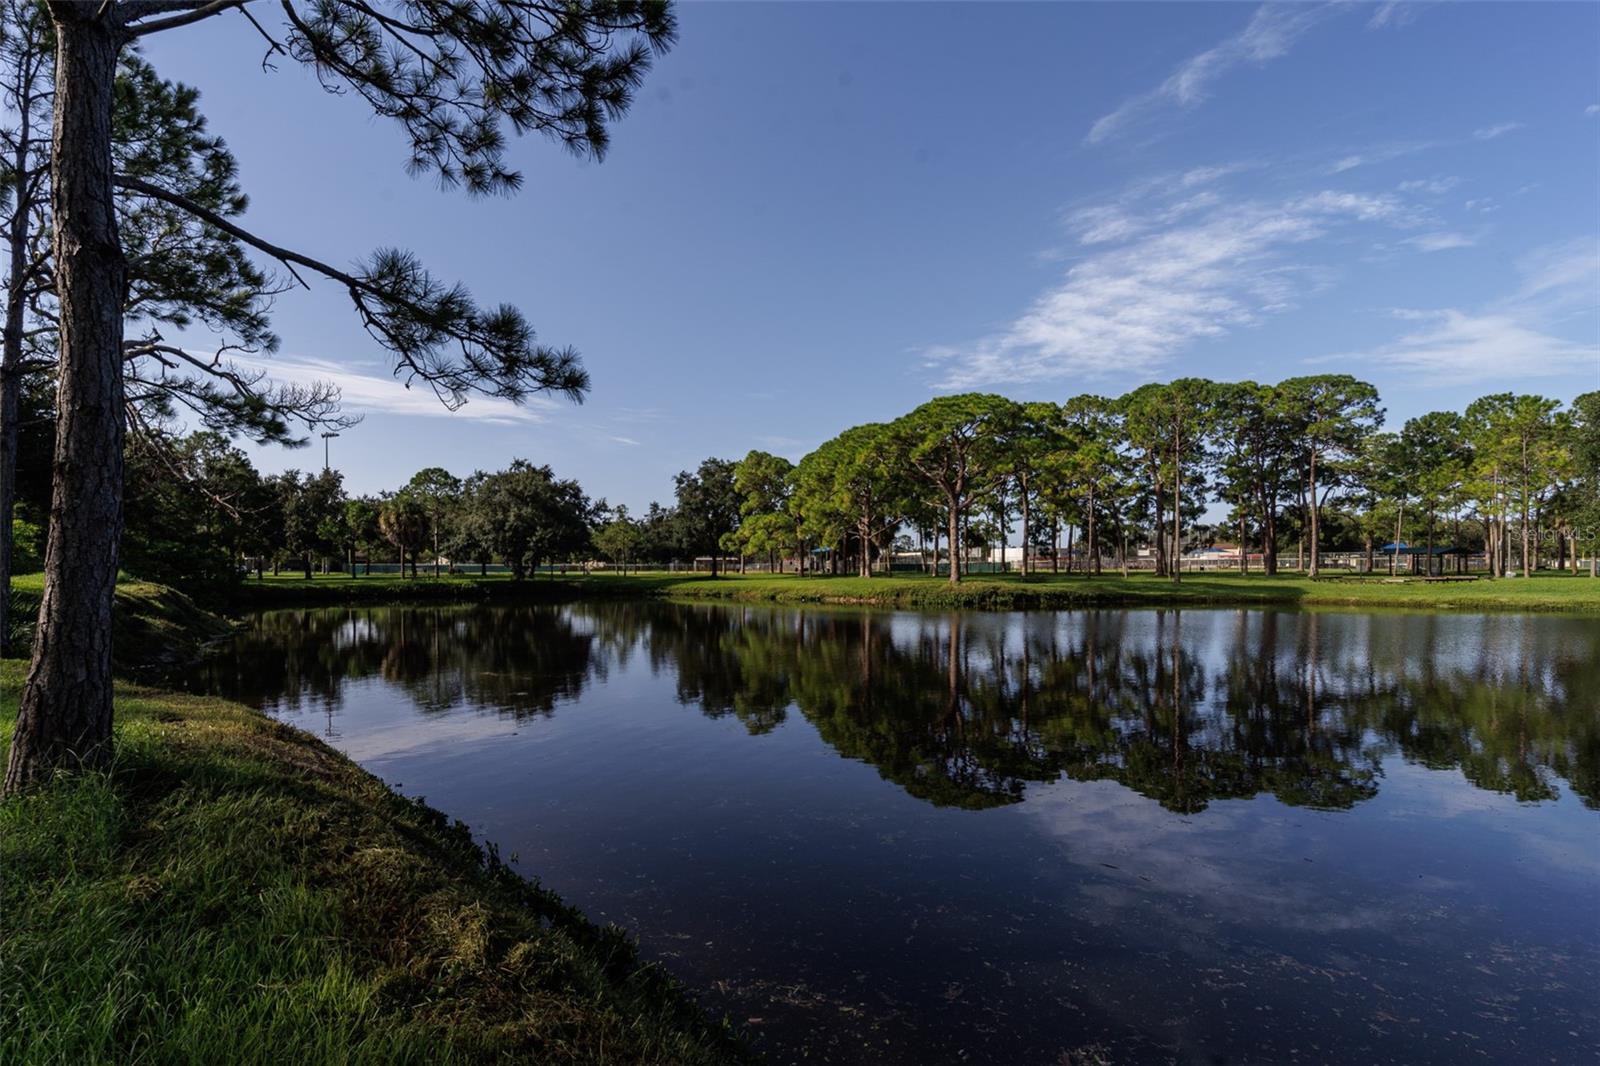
{"left": 195, "top": 602, "right": 1600, "bottom": 812}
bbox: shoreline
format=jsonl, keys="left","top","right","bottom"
{"left": 225, "top": 570, "right": 1600, "bottom": 615}
{"left": 0, "top": 657, "right": 750, "bottom": 1064}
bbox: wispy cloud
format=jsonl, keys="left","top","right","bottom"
{"left": 1329, "top": 238, "right": 1600, "bottom": 381}
{"left": 1328, "top": 122, "right": 1520, "bottom": 176}
{"left": 1367, "top": 2, "right": 1418, "bottom": 31}
{"left": 1507, "top": 238, "right": 1600, "bottom": 314}
{"left": 1472, "top": 122, "right": 1522, "bottom": 140}
{"left": 926, "top": 181, "right": 1421, "bottom": 388}
{"left": 1585, "top": 104, "right": 1600, "bottom": 118}
{"left": 1402, "top": 230, "right": 1478, "bottom": 253}
{"left": 607, "top": 435, "right": 641, "bottom": 447}
{"left": 1085, "top": 4, "right": 1340, "bottom": 145}
{"left": 1330, "top": 140, "right": 1443, "bottom": 174}
{"left": 1341, "top": 311, "right": 1594, "bottom": 381}
{"left": 1397, "top": 176, "right": 1460, "bottom": 195}
{"left": 232, "top": 353, "right": 555, "bottom": 424}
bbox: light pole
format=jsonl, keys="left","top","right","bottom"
{"left": 321, "top": 431, "right": 340, "bottom": 472}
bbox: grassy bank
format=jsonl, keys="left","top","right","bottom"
{"left": 230, "top": 568, "right": 1600, "bottom": 613}
{"left": 0, "top": 661, "right": 747, "bottom": 1064}
{"left": 8, "top": 573, "right": 235, "bottom": 670}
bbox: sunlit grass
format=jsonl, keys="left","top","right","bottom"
{"left": 0, "top": 662, "right": 747, "bottom": 1065}
{"left": 231, "top": 567, "right": 1600, "bottom": 613}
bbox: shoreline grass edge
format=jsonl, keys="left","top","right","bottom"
{"left": 0, "top": 659, "right": 751, "bottom": 1065}
{"left": 228, "top": 570, "right": 1600, "bottom": 614}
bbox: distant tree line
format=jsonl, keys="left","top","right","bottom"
{"left": 698, "top": 378, "right": 1600, "bottom": 584}
{"left": 31, "top": 376, "right": 1590, "bottom": 596}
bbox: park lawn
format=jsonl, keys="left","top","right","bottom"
{"left": 0, "top": 660, "right": 748, "bottom": 1065}
{"left": 228, "top": 568, "right": 1600, "bottom": 613}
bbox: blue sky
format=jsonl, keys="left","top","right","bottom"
{"left": 140, "top": 2, "right": 1600, "bottom": 509}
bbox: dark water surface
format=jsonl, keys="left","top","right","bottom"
{"left": 189, "top": 602, "right": 1600, "bottom": 1064}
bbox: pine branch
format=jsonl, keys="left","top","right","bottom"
{"left": 121, "top": 1, "right": 249, "bottom": 38}
{"left": 113, "top": 172, "right": 589, "bottom": 407}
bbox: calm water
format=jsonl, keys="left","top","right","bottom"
{"left": 190, "top": 603, "right": 1600, "bottom": 1064}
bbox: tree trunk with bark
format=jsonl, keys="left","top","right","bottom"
{"left": 5, "top": 13, "right": 126, "bottom": 795}
{"left": 1087, "top": 482, "right": 1099, "bottom": 575}
{"left": 1151, "top": 462, "right": 1166, "bottom": 578}
{"left": 1171, "top": 427, "right": 1182, "bottom": 584}
{"left": 1018, "top": 481, "right": 1030, "bottom": 577}
{"left": 947, "top": 497, "right": 960, "bottom": 585}
{"left": 1520, "top": 442, "right": 1531, "bottom": 578}
{"left": 1258, "top": 478, "right": 1279, "bottom": 576}
{"left": 1307, "top": 449, "right": 1321, "bottom": 578}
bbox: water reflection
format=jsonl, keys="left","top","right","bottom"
{"left": 195, "top": 603, "right": 1600, "bottom": 813}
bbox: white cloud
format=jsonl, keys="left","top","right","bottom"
{"left": 1397, "top": 176, "right": 1460, "bottom": 195}
{"left": 1328, "top": 122, "right": 1521, "bottom": 176}
{"left": 230, "top": 353, "right": 556, "bottom": 425}
{"left": 1367, "top": 2, "right": 1417, "bottom": 30}
{"left": 1331, "top": 238, "right": 1600, "bottom": 381}
{"left": 1059, "top": 164, "right": 1255, "bottom": 247}
{"left": 1344, "top": 311, "right": 1594, "bottom": 380}
{"left": 1328, "top": 139, "right": 1444, "bottom": 174}
{"left": 928, "top": 186, "right": 1418, "bottom": 388}
{"left": 1587, "top": 104, "right": 1600, "bottom": 117}
{"left": 1085, "top": 4, "right": 1340, "bottom": 145}
{"left": 1402, "top": 231, "right": 1478, "bottom": 253}
{"left": 1508, "top": 238, "right": 1600, "bottom": 314}
{"left": 607, "top": 435, "right": 641, "bottom": 447}
{"left": 1472, "top": 122, "right": 1522, "bottom": 140}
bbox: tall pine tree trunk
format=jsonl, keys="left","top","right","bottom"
{"left": 1260, "top": 481, "right": 1279, "bottom": 575}
{"left": 1087, "top": 482, "right": 1098, "bottom": 575}
{"left": 1520, "top": 446, "right": 1531, "bottom": 578}
{"left": 1018, "top": 485, "right": 1029, "bottom": 577}
{"left": 1307, "top": 450, "right": 1320, "bottom": 578}
{"left": 1171, "top": 428, "right": 1182, "bottom": 584}
{"left": 947, "top": 499, "right": 960, "bottom": 585}
{"left": 1152, "top": 479, "right": 1166, "bottom": 578}
{"left": 5, "top": 13, "right": 125, "bottom": 794}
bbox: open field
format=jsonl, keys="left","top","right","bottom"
{"left": 226, "top": 568, "right": 1600, "bottom": 613}
{"left": 0, "top": 659, "right": 747, "bottom": 1065}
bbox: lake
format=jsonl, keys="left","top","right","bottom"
{"left": 189, "top": 602, "right": 1600, "bottom": 1064}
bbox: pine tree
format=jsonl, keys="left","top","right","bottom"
{"left": 4, "top": 0, "right": 674, "bottom": 794}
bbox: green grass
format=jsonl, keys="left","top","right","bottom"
{"left": 230, "top": 568, "right": 1600, "bottom": 613}
{"left": 9, "top": 573, "right": 235, "bottom": 670}
{"left": 0, "top": 661, "right": 748, "bottom": 1065}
